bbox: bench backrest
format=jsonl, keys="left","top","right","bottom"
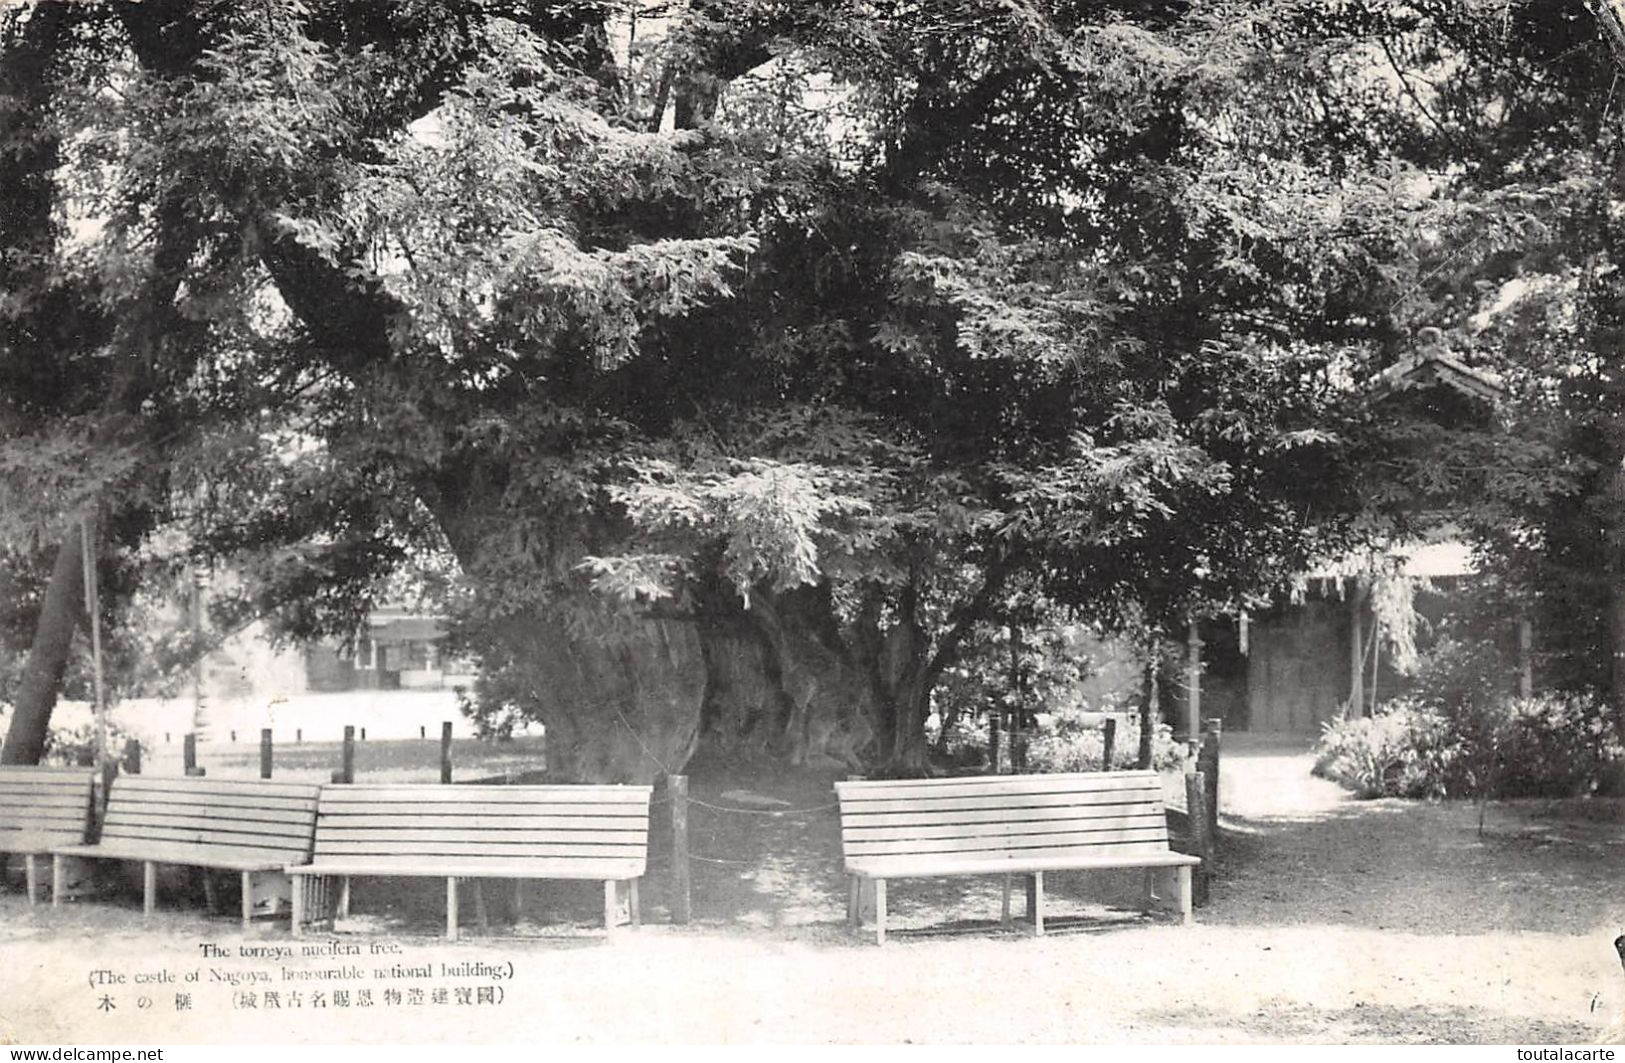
{"left": 834, "top": 770, "right": 1174, "bottom": 867}
{"left": 310, "top": 784, "right": 654, "bottom": 873}
{"left": 100, "top": 775, "right": 322, "bottom": 863}
{"left": 0, "top": 766, "right": 95, "bottom": 853}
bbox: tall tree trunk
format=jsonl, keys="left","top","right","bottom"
{"left": 1610, "top": 583, "right": 1625, "bottom": 745}
{"left": 1, "top": 527, "right": 85, "bottom": 765}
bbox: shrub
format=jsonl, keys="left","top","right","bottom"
{"left": 1491, "top": 692, "right": 1623, "bottom": 798}
{"left": 1313, "top": 690, "right": 1623, "bottom": 800}
{"left": 1312, "top": 697, "right": 1461, "bottom": 799}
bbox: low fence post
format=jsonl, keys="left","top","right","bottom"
{"left": 440, "top": 721, "right": 453, "bottom": 784}
{"left": 335, "top": 725, "right": 355, "bottom": 784}
{"left": 183, "top": 733, "right": 204, "bottom": 777}
{"left": 667, "top": 774, "right": 691, "bottom": 925}
{"left": 1101, "top": 717, "right": 1117, "bottom": 771}
{"left": 1184, "top": 770, "right": 1213, "bottom": 907}
{"left": 260, "top": 728, "right": 274, "bottom": 780}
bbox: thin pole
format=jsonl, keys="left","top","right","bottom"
{"left": 80, "top": 515, "right": 108, "bottom": 778}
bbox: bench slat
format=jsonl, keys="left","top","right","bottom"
{"left": 0, "top": 812, "right": 91, "bottom": 828}
{"left": 316, "top": 840, "right": 645, "bottom": 858}
{"left": 316, "top": 827, "right": 646, "bottom": 844}
{"left": 844, "top": 811, "right": 1167, "bottom": 841}
{"left": 96, "top": 826, "right": 313, "bottom": 850}
{"left": 839, "top": 802, "right": 1164, "bottom": 830}
{"left": 114, "top": 776, "right": 322, "bottom": 798}
{"left": 0, "top": 782, "right": 94, "bottom": 797}
{"left": 835, "top": 771, "right": 1159, "bottom": 798}
{"left": 290, "top": 857, "right": 645, "bottom": 879}
{"left": 317, "top": 813, "right": 649, "bottom": 831}
{"left": 104, "top": 808, "right": 320, "bottom": 831}
{"left": 318, "top": 786, "right": 650, "bottom": 805}
{"left": 2, "top": 832, "right": 88, "bottom": 851}
{"left": 846, "top": 824, "right": 1171, "bottom": 855}
{"left": 110, "top": 793, "right": 317, "bottom": 813}
{"left": 56, "top": 841, "right": 301, "bottom": 871}
{"left": 838, "top": 790, "right": 1166, "bottom": 815}
{"left": 846, "top": 849, "right": 1199, "bottom": 878}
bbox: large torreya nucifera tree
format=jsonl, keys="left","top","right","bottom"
{"left": 0, "top": 0, "right": 1497, "bottom": 778}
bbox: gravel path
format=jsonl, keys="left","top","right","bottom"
{"left": 1, "top": 735, "right": 1620, "bottom": 1044}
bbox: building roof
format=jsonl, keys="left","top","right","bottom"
{"left": 1369, "top": 331, "right": 1505, "bottom": 405}
{"left": 368, "top": 615, "right": 447, "bottom": 644}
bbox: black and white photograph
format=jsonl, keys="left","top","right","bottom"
{"left": 0, "top": 0, "right": 1623, "bottom": 1047}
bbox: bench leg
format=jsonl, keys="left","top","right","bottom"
{"left": 337, "top": 875, "right": 352, "bottom": 919}
{"left": 1175, "top": 865, "right": 1193, "bottom": 925}
{"left": 51, "top": 855, "right": 65, "bottom": 908}
{"left": 628, "top": 878, "right": 640, "bottom": 929}
{"left": 874, "top": 878, "right": 887, "bottom": 946}
{"left": 603, "top": 880, "right": 619, "bottom": 937}
{"left": 24, "top": 854, "right": 38, "bottom": 905}
{"left": 241, "top": 872, "right": 254, "bottom": 932}
{"left": 847, "top": 876, "right": 860, "bottom": 928}
{"left": 201, "top": 869, "right": 218, "bottom": 914}
{"left": 473, "top": 880, "right": 489, "bottom": 932}
{"left": 1001, "top": 873, "right": 1012, "bottom": 926}
{"left": 446, "top": 877, "right": 459, "bottom": 941}
{"left": 1032, "top": 871, "right": 1045, "bottom": 936}
{"left": 143, "top": 861, "right": 157, "bottom": 919}
{"left": 291, "top": 877, "right": 305, "bottom": 938}
{"left": 513, "top": 879, "right": 525, "bottom": 924}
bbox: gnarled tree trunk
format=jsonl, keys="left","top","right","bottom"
{"left": 1, "top": 528, "right": 85, "bottom": 765}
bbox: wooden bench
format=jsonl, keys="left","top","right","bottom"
{"left": 51, "top": 775, "right": 321, "bottom": 929}
{"left": 287, "top": 783, "right": 653, "bottom": 941}
{"left": 0, "top": 766, "right": 96, "bottom": 904}
{"left": 834, "top": 770, "right": 1200, "bottom": 943}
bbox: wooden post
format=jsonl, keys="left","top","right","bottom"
{"left": 340, "top": 725, "right": 355, "bottom": 784}
{"left": 121, "top": 738, "right": 141, "bottom": 775}
{"left": 1185, "top": 617, "right": 1202, "bottom": 742}
{"left": 668, "top": 774, "right": 691, "bottom": 924}
{"left": 259, "top": 728, "right": 273, "bottom": 780}
{"left": 1199, "top": 719, "right": 1222, "bottom": 844}
{"left": 296, "top": 728, "right": 302, "bottom": 743}
{"left": 182, "top": 733, "right": 203, "bottom": 777}
{"left": 420, "top": 725, "right": 427, "bottom": 740}
{"left": 440, "top": 721, "right": 453, "bottom": 784}
{"left": 1184, "top": 771, "right": 1213, "bottom": 907}
{"left": 1101, "top": 716, "right": 1117, "bottom": 771}
{"left": 1518, "top": 617, "right": 1534, "bottom": 699}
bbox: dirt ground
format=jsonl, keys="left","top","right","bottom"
{"left": 1, "top": 735, "right": 1622, "bottom": 1045}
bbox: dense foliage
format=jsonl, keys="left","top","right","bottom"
{"left": 4, "top": 0, "right": 1625, "bottom": 780}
